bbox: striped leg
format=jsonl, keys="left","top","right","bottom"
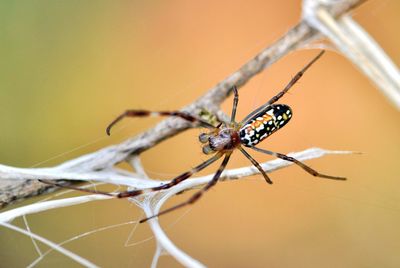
{"left": 40, "top": 153, "right": 223, "bottom": 200}
{"left": 266, "top": 50, "right": 325, "bottom": 105}
{"left": 117, "top": 152, "right": 223, "bottom": 198}
{"left": 230, "top": 86, "right": 239, "bottom": 124}
{"left": 140, "top": 153, "right": 232, "bottom": 223}
{"left": 238, "top": 147, "right": 273, "bottom": 184}
{"left": 240, "top": 51, "right": 325, "bottom": 124}
{"left": 39, "top": 179, "right": 115, "bottom": 196}
{"left": 250, "top": 147, "right": 346, "bottom": 180}
{"left": 106, "top": 110, "right": 216, "bottom": 135}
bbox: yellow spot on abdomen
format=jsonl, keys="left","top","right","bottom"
{"left": 262, "top": 114, "right": 272, "bottom": 122}
{"left": 252, "top": 121, "right": 262, "bottom": 128}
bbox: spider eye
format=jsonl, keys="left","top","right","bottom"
{"left": 199, "top": 133, "right": 209, "bottom": 143}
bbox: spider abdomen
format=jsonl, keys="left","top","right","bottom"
{"left": 239, "top": 104, "right": 292, "bottom": 147}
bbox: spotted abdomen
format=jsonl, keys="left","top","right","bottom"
{"left": 239, "top": 104, "right": 292, "bottom": 147}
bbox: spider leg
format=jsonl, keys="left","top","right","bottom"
{"left": 106, "top": 109, "right": 216, "bottom": 135}
{"left": 240, "top": 51, "right": 325, "bottom": 124}
{"left": 39, "top": 153, "right": 223, "bottom": 199}
{"left": 39, "top": 179, "right": 115, "bottom": 196}
{"left": 238, "top": 146, "right": 273, "bottom": 184}
{"left": 266, "top": 50, "right": 325, "bottom": 105}
{"left": 250, "top": 146, "right": 346, "bottom": 180}
{"left": 117, "top": 152, "right": 223, "bottom": 198}
{"left": 230, "top": 86, "right": 239, "bottom": 124}
{"left": 140, "top": 153, "right": 232, "bottom": 223}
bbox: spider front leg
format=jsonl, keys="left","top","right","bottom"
{"left": 141, "top": 152, "right": 232, "bottom": 223}
{"left": 250, "top": 147, "right": 346, "bottom": 180}
{"left": 240, "top": 51, "right": 325, "bottom": 124}
{"left": 106, "top": 109, "right": 216, "bottom": 135}
{"left": 230, "top": 85, "right": 239, "bottom": 124}
{"left": 266, "top": 50, "right": 325, "bottom": 106}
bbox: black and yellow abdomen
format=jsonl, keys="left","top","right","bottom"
{"left": 239, "top": 104, "right": 292, "bottom": 147}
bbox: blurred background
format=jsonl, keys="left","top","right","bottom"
{"left": 0, "top": 0, "right": 399, "bottom": 267}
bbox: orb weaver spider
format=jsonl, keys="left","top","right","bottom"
{"left": 41, "top": 50, "right": 345, "bottom": 223}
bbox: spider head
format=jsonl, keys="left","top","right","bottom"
{"left": 199, "top": 127, "right": 240, "bottom": 155}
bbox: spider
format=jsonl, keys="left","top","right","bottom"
{"left": 41, "top": 50, "right": 345, "bottom": 223}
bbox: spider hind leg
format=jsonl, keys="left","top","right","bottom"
{"left": 250, "top": 147, "right": 346, "bottom": 180}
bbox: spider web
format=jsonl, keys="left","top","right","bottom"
{"left": 0, "top": 148, "right": 352, "bottom": 267}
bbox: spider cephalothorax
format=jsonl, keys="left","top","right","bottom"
{"left": 40, "top": 50, "right": 346, "bottom": 223}
{"left": 200, "top": 103, "right": 292, "bottom": 154}
{"left": 200, "top": 127, "right": 241, "bottom": 154}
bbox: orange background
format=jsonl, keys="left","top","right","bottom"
{"left": 1, "top": 1, "right": 399, "bottom": 267}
